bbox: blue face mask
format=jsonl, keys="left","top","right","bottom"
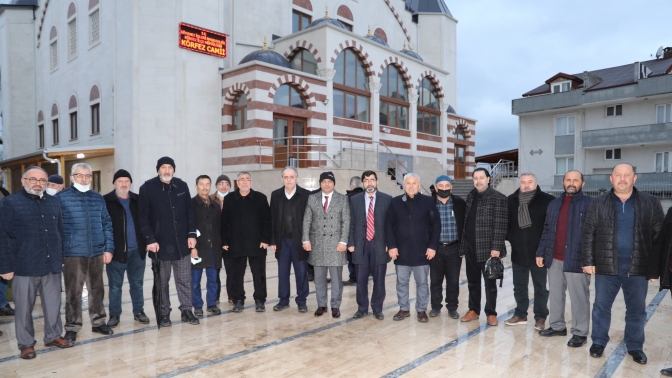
{"left": 218, "top": 191, "right": 228, "bottom": 197}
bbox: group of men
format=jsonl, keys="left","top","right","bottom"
{"left": 0, "top": 160, "right": 671, "bottom": 375}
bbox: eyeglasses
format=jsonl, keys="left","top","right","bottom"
{"left": 23, "top": 178, "right": 48, "bottom": 184}
{"left": 363, "top": 179, "right": 377, "bottom": 183}
{"left": 73, "top": 174, "right": 93, "bottom": 179}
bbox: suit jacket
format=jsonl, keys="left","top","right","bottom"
{"left": 347, "top": 191, "right": 392, "bottom": 265}
{"left": 459, "top": 186, "right": 508, "bottom": 262}
{"left": 270, "top": 185, "right": 311, "bottom": 261}
{"left": 302, "top": 190, "right": 350, "bottom": 267}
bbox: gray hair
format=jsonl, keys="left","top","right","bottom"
{"left": 404, "top": 173, "right": 420, "bottom": 183}
{"left": 519, "top": 172, "right": 537, "bottom": 181}
{"left": 23, "top": 165, "right": 48, "bottom": 178}
{"left": 280, "top": 166, "right": 298, "bottom": 177}
{"left": 350, "top": 176, "right": 362, "bottom": 188}
{"left": 237, "top": 171, "right": 252, "bottom": 179}
{"left": 71, "top": 163, "right": 92, "bottom": 176}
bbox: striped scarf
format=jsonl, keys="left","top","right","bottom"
{"left": 518, "top": 190, "right": 535, "bottom": 229}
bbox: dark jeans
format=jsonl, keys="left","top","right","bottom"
{"left": 346, "top": 251, "right": 356, "bottom": 282}
{"left": 228, "top": 255, "right": 267, "bottom": 302}
{"left": 64, "top": 255, "right": 107, "bottom": 332}
{"left": 430, "top": 243, "right": 462, "bottom": 311}
{"left": 464, "top": 243, "right": 498, "bottom": 316}
{"left": 592, "top": 258, "right": 648, "bottom": 351}
{"left": 355, "top": 240, "right": 387, "bottom": 313}
{"left": 106, "top": 249, "right": 145, "bottom": 317}
{"left": 278, "top": 238, "right": 309, "bottom": 306}
{"left": 192, "top": 267, "right": 218, "bottom": 308}
{"left": 512, "top": 261, "right": 549, "bottom": 319}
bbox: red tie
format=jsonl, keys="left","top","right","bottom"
{"left": 366, "top": 196, "right": 375, "bottom": 241}
{"left": 323, "top": 196, "right": 329, "bottom": 214}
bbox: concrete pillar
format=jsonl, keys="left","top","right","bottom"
{"left": 439, "top": 102, "right": 449, "bottom": 171}
{"left": 408, "top": 93, "right": 419, "bottom": 154}
{"left": 369, "top": 79, "right": 382, "bottom": 143}
{"left": 316, "top": 68, "right": 336, "bottom": 165}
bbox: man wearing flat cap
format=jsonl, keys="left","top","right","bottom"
{"left": 138, "top": 157, "right": 199, "bottom": 326}
{"left": 302, "top": 171, "right": 350, "bottom": 318}
{"left": 103, "top": 169, "right": 149, "bottom": 328}
{"left": 211, "top": 174, "right": 233, "bottom": 305}
{"left": 46, "top": 174, "right": 64, "bottom": 196}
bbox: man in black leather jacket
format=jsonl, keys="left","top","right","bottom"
{"left": 582, "top": 163, "right": 664, "bottom": 365}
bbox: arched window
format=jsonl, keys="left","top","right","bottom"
{"left": 417, "top": 77, "right": 440, "bottom": 135}
{"left": 333, "top": 49, "right": 369, "bottom": 122}
{"left": 379, "top": 65, "right": 408, "bottom": 129}
{"left": 233, "top": 93, "right": 247, "bottom": 130}
{"left": 274, "top": 84, "right": 305, "bottom": 108}
{"left": 455, "top": 126, "right": 465, "bottom": 140}
{"left": 290, "top": 49, "right": 317, "bottom": 75}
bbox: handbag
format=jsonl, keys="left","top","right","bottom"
{"left": 484, "top": 256, "right": 504, "bottom": 288}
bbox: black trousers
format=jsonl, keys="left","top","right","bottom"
{"left": 429, "top": 243, "right": 462, "bottom": 311}
{"left": 464, "top": 243, "right": 498, "bottom": 316}
{"left": 355, "top": 240, "right": 387, "bottom": 313}
{"left": 216, "top": 257, "right": 233, "bottom": 301}
{"left": 227, "top": 255, "right": 267, "bottom": 302}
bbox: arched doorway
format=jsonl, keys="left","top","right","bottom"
{"left": 272, "top": 84, "right": 308, "bottom": 168}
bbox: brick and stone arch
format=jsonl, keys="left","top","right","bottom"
{"left": 374, "top": 28, "right": 388, "bottom": 43}
{"left": 223, "top": 83, "right": 252, "bottom": 105}
{"left": 268, "top": 76, "right": 317, "bottom": 108}
{"left": 378, "top": 58, "right": 413, "bottom": 89}
{"left": 416, "top": 71, "right": 444, "bottom": 99}
{"left": 381, "top": 0, "right": 411, "bottom": 42}
{"left": 284, "top": 41, "right": 322, "bottom": 63}
{"left": 292, "top": 0, "right": 312, "bottom": 11}
{"left": 337, "top": 5, "right": 353, "bottom": 21}
{"left": 330, "top": 40, "right": 375, "bottom": 77}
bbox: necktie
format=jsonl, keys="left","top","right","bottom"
{"left": 323, "top": 196, "right": 329, "bottom": 214}
{"left": 366, "top": 196, "right": 375, "bottom": 241}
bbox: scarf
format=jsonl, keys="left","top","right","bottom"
{"left": 518, "top": 190, "right": 535, "bottom": 229}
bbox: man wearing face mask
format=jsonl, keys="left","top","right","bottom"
{"left": 46, "top": 175, "right": 65, "bottom": 196}
{"left": 429, "top": 175, "right": 465, "bottom": 320}
{"left": 210, "top": 175, "right": 232, "bottom": 305}
{"left": 58, "top": 163, "right": 115, "bottom": 342}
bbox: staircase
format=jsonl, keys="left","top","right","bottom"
{"left": 451, "top": 179, "right": 473, "bottom": 199}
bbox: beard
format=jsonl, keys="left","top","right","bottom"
{"left": 365, "top": 186, "right": 376, "bottom": 193}
{"left": 26, "top": 187, "right": 45, "bottom": 196}
{"left": 160, "top": 174, "right": 173, "bottom": 183}
{"left": 564, "top": 185, "right": 578, "bottom": 194}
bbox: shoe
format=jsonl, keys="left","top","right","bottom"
{"left": 64, "top": 331, "right": 77, "bottom": 342}
{"left": 273, "top": 304, "right": 290, "bottom": 312}
{"left": 308, "top": 274, "right": 314, "bottom": 282}
{"left": 298, "top": 304, "right": 308, "bottom": 313}
{"left": 661, "top": 367, "right": 672, "bottom": 376}
{"left": 567, "top": 335, "right": 587, "bottom": 347}
{"left": 417, "top": 311, "right": 429, "bottom": 323}
{"left": 539, "top": 327, "right": 567, "bottom": 337}
{"left": 487, "top": 315, "right": 498, "bottom": 326}
{"left": 374, "top": 312, "right": 385, "bottom": 320}
{"left": 159, "top": 315, "right": 172, "bottom": 328}
{"left": 353, "top": 311, "right": 367, "bottom": 319}
{"left": 314, "top": 307, "right": 327, "bottom": 316}
{"left": 107, "top": 315, "right": 120, "bottom": 328}
{"left": 332, "top": 308, "right": 341, "bottom": 318}
{"left": 46, "top": 337, "right": 74, "bottom": 348}
{"left": 429, "top": 308, "right": 441, "bottom": 317}
{"left": 207, "top": 306, "right": 222, "bottom": 315}
{"left": 20, "top": 346, "right": 36, "bottom": 360}
{"left": 535, "top": 318, "right": 546, "bottom": 331}
{"left": 460, "top": 310, "right": 479, "bottom": 322}
{"left": 92, "top": 324, "right": 114, "bottom": 335}
{"left": 343, "top": 280, "right": 356, "bottom": 286}
{"left": 628, "top": 350, "right": 647, "bottom": 364}
{"left": 232, "top": 300, "right": 244, "bottom": 313}
{"left": 194, "top": 308, "right": 204, "bottom": 318}
{"left": 255, "top": 300, "right": 266, "bottom": 312}
{"left": 228, "top": 299, "right": 234, "bottom": 305}
{"left": 393, "top": 310, "right": 410, "bottom": 321}
{"left": 504, "top": 316, "right": 527, "bottom": 326}
{"left": 589, "top": 344, "right": 605, "bottom": 358}
{"left": 134, "top": 311, "right": 150, "bottom": 324}
{"left": 448, "top": 310, "right": 460, "bottom": 319}
{"left": 0, "top": 303, "right": 15, "bottom": 316}
{"left": 181, "top": 310, "right": 200, "bottom": 325}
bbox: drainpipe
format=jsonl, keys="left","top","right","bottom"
{"left": 42, "top": 149, "right": 61, "bottom": 176}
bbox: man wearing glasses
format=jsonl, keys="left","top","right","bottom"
{"left": 0, "top": 166, "right": 74, "bottom": 359}
{"left": 58, "top": 163, "right": 115, "bottom": 342}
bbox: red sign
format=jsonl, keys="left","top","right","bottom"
{"left": 178, "top": 23, "right": 227, "bottom": 58}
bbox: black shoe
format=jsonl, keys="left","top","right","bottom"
{"left": 273, "top": 304, "right": 290, "bottom": 312}
{"left": 207, "top": 306, "right": 221, "bottom": 315}
{"left": 308, "top": 274, "right": 314, "bottom": 282}
{"left": 194, "top": 308, "right": 204, "bottom": 318}
{"left": 374, "top": 312, "right": 384, "bottom": 320}
{"left": 107, "top": 315, "right": 120, "bottom": 328}
{"left": 539, "top": 327, "right": 567, "bottom": 337}
{"left": 298, "top": 304, "right": 308, "bottom": 313}
{"left": 627, "top": 350, "right": 647, "bottom": 364}
{"left": 64, "top": 331, "right": 77, "bottom": 342}
{"left": 429, "top": 308, "right": 441, "bottom": 317}
{"left": 589, "top": 344, "right": 605, "bottom": 358}
{"left": 567, "top": 335, "right": 587, "bottom": 347}
{"left": 448, "top": 310, "right": 460, "bottom": 319}
{"left": 661, "top": 367, "right": 672, "bottom": 376}
{"left": 232, "top": 300, "right": 244, "bottom": 313}
{"left": 353, "top": 311, "right": 367, "bottom": 318}
{"left": 343, "top": 280, "right": 356, "bottom": 286}
{"left": 134, "top": 311, "right": 150, "bottom": 324}
{"left": 181, "top": 310, "right": 200, "bottom": 325}
{"left": 159, "top": 315, "right": 172, "bottom": 328}
{"left": 255, "top": 300, "right": 265, "bottom": 312}
{"left": 0, "top": 303, "right": 15, "bottom": 316}
{"left": 92, "top": 324, "right": 114, "bottom": 335}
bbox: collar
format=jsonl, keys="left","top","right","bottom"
{"left": 285, "top": 187, "right": 297, "bottom": 199}
{"left": 322, "top": 191, "right": 333, "bottom": 197}
{"left": 21, "top": 188, "right": 44, "bottom": 200}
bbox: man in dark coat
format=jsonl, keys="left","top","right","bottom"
{"left": 210, "top": 174, "right": 232, "bottom": 304}
{"left": 582, "top": 163, "right": 664, "bottom": 364}
{"left": 138, "top": 156, "right": 199, "bottom": 327}
{"left": 0, "top": 166, "right": 74, "bottom": 359}
{"left": 386, "top": 173, "right": 440, "bottom": 323}
{"left": 221, "top": 172, "right": 271, "bottom": 313}
{"left": 504, "top": 173, "right": 554, "bottom": 331}
{"left": 429, "top": 175, "right": 465, "bottom": 320}
{"left": 459, "top": 168, "right": 507, "bottom": 326}
{"left": 344, "top": 176, "right": 364, "bottom": 286}
{"left": 0, "top": 168, "right": 14, "bottom": 318}
{"left": 270, "top": 167, "right": 310, "bottom": 313}
{"left": 658, "top": 205, "right": 672, "bottom": 377}
{"left": 190, "top": 175, "right": 222, "bottom": 317}
{"left": 103, "top": 169, "right": 149, "bottom": 328}
{"left": 348, "top": 171, "right": 392, "bottom": 320}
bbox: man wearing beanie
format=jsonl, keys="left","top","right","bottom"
{"left": 302, "top": 171, "right": 350, "bottom": 318}
{"left": 210, "top": 174, "right": 233, "bottom": 305}
{"left": 103, "top": 169, "right": 149, "bottom": 328}
{"left": 138, "top": 156, "right": 199, "bottom": 326}
{"left": 46, "top": 174, "right": 64, "bottom": 196}
{"left": 429, "top": 175, "right": 466, "bottom": 320}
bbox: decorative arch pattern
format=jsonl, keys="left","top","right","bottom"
{"left": 378, "top": 58, "right": 413, "bottom": 89}
{"left": 69, "top": 95, "right": 78, "bottom": 109}
{"left": 67, "top": 2, "right": 77, "bottom": 18}
{"left": 268, "top": 76, "right": 316, "bottom": 108}
{"left": 36, "top": 0, "right": 53, "bottom": 47}
{"left": 292, "top": 0, "right": 312, "bottom": 11}
{"left": 381, "top": 0, "right": 411, "bottom": 42}
{"left": 283, "top": 41, "right": 322, "bottom": 63}
{"left": 223, "top": 83, "right": 252, "bottom": 105}
{"left": 89, "top": 85, "right": 100, "bottom": 101}
{"left": 373, "top": 28, "right": 388, "bottom": 43}
{"left": 51, "top": 104, "right": 59, "bottom": 117}
{"left": 336, "top": 5, "right": 353, "bottom": 21}
{"left": 330, "top": 40, "right": 374, "bottom": 77}
{"left": 38, "top": 110, "right": 44, "bottom": 123}
{"left": 417, "top": 71, "right": 444, "bottom": 99}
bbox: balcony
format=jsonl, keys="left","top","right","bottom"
{"left": 581, "top": 122, "right": 672, "bottom": 148}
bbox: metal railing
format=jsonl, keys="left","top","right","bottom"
{"left": 487, "top": 159, "right": 516, "bottom": 188}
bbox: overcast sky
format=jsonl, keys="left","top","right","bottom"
{"left": 449, "top": 0, "right": 672, "bottom": 156}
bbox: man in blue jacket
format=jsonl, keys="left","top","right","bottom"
{"left": 138, "top": 157, "right": 199, "bottom": 327}
{"left": 385, "top": 173, "right": 440, "bottom": 323}
{"left": 536, "top": 170, "right": 592, "bottom": 347}
{"left": 59, "top": 163, "right": 115, "bottom": 342}
{"left": 0, "top": 166, "right": 74, "bottom": 359}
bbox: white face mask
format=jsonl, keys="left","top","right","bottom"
{"left": 73, "top": 182, "right": 91, "bottom": 192}
{"left": 218, "top": 191, "right": 228, "bottom": 197}
{"left": 46, "top": 187, "right": 58, "bottom": 196}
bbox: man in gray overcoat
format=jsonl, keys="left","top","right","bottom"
{"left": 303, "top": 171, "right": 350, "bottom": 318}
